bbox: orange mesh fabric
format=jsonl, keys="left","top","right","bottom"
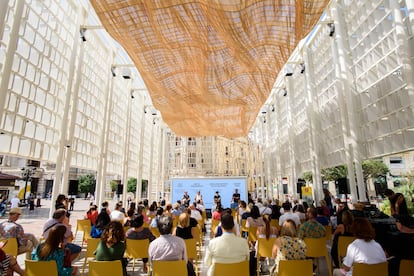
{"left": 91, "top": 0, "right": 329, "bottom": 137}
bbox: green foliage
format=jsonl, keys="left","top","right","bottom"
{"left": 127, "top": 178, "right": 137, "bottom": 193}
{"left": 362, "top": 159, "right": 389, "bottom": 182}
{"left": 110, "top": 180, "right": 118, "bottom": 192}
{"left": 302, "top": 171, "right": 313, "bottom": 183}
{"left": 78, "top": 174, "right": 95, "bottom": 194}
{"left": 321, "top": 165, "right": 347, "bottom": 182}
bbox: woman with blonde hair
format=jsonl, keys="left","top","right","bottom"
{"left": 173, "top": 212, "right": 197, "bottom": 239}
{"left": 271, "top": 219, "right": 307, "bottom": 274}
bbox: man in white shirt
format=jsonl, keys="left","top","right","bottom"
{"left": 189, "top": 203, "right": 202, "bottom": 221}
{"left": 110, "top": 202, "right": 125, "bottom": 222}
{"left": 10, "top": 195, "right": 20, "bottom": 208}
{"left": 205, "top": 213, "right": 250, "bottom": 276}
{"left": 278, "top": 201, "right": 301, "bottom": 228}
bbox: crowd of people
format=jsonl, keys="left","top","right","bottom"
{"left": 0, "top": 187, "right": 411, "bottom": 276}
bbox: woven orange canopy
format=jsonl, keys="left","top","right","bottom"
{"left": 91, "top": 0, "right": 329, "bottom": 137}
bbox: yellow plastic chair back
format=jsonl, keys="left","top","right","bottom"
{"left": 25, "top": 260, "right": 58, "bottom": 276}
{"left": 82, "top": 238, "right": 100, "bottom": 276}
{"left": 304, "top": 237, "right": 332, "bottom": 276}
{"left": 337, "top": 236, "right": 355, "bottom": 267}
{"left": 247, "top": 226, "right": 258, "bottom": 242}
{"left": 270, "top": 219, "right": 279, "bottom": 231}
{"left": 278, "top": 259, "right": 313, "bottom": 276}
{"left": 400, "top": 259, "right": 414, "bottom": 276}
{"left": 353, "top": 262, "right": 388, "bottom": 276}
{"left": 125, "top": 239, "right": 149, "bottom": 273}
{"left": 240, "top": 219, "right": 248, "bottom": 236}
{"left": 214, "top": 260, "right": 249, "bottom": 276}
{"left": 76, "top": 219, "right": 92, "bottom": 246}
{"left": 150, "top": 227, "right": 161, "bottom": 238}
{"left": 325, "top": 225, "right": 332, "bottom": 245}
{"left": 88, "top": 260, "right": 123, "bottom": 276}
{"left": 184, "top": 238, "right": 198, "bottom": 275}
{"left": 256, "top": 237, "right": 276, "bottom": 273}
{"left": 152, "top": 260, "right": 187, "bottom": 276}
{"left": 1, "top": 237, "right": 18, "bottom": 257}
{"left": 211, "top": 219, "right": 220, "bottom": 236}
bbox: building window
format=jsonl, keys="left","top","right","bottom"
{"left": 389, "top": 157, "right": 403, "bottom": 169}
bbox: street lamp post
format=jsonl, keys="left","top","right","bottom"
{"left": 21, "top": 167, "right": 36, "bottom": 204}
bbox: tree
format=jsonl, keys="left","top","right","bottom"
{"left": 321, "top": 165, "right": 347, "bottom": 182}
{"left": 110, "top": 180, "right": 118, "bottom": 192}
{"left": 78, "top": 174, "right": 95, "bottom": 194}
{"left": 302, "top": 171, "right": 313, "bottom": 184}
{"left": 127, "top": 178, "right": 137, "bottom": 193}
{"left": 362, "top": 159, "right": 389, "bottom": 183}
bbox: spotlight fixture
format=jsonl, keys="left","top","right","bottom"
{"left": 80, "top": 28, "right": 87, "bottom": 42}
{"left": 263, "top": 118, "right": 266, "bottom": 123}
{"left": 130, "top": 90, "right": 135, "bottom": 99}
{"left": 121, "top": 68, "right": 131, "bottom": 79}
{"left": 282, "top": 88, "right": 287, "bottom": 97}
{"left": 271, "top": 105, "right": 275, "bottom": 112}
{"left": 153, "top": 118, "right": 156, "bottom": 125}
{"left": 300, "top": 63, "right": 305, "bottom": 74}
{"left": 144, "top": 107, "right": 147, "bottom": 114}
{"left": 284, "top": 64, "right": 294, "bottom": 76}
{"left": 328, "top": 23, "right": 335, "bottom": 37}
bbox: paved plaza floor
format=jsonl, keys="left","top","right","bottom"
{"left": 4, "top": 198, "right": 331, "bottom": 275}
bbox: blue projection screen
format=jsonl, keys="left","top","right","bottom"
{"left": 171, "top": 177, "right": 247, "bottom": 209}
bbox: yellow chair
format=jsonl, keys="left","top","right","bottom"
{"left": 88, "top": 260, "right": 123, "bottom": 276}
{"left": 353, "top": 262, "right": 388, "bottom": 276}
{"left": 278, "top": 259, "right": 313, "bottom": 276}
{"left": 210, "top": 219, "right": 220, "bottom": 236}
{"left": 304, "top": 237, "right": 332, "bottom": 276}
{"left": 240, "top": 219, "right": 248, "bottom": 237}
{"left": 400, "top": 259, "right": 414, "bottom": 276}
{"left": 25, "top": 260, "right": 58, "bottom": 276}
{"left": 325, "top": 225, "right": 332, "bottom": 246}
{"left": 81, "top": 238, "right": 100, "bottom": 276}
{"left": 1, "top": 237, "right": 18, "bottom": 257}
{"left": 337, "top": 236, "right": 355, "bottom": 267}
{"left": 152, "top": 260, "right": 187, "bottom": 276}
{"left": 184, "top": 238, "right": 198, "bottom": 276}
{"left": 150, "top": 227, "right": 161, "bottom": 238}
{"left": 75, "top": 219, "right": 92, "bottom": 246}
{"left": 247, "top": 226, "right": 258, "bottom": 243}
{"left": 256, "top": 238, "right": 276, "bottom": 274}
{"left": 214, "top": 260, "right": 249, "bottom": 276}
{"left": 125, "top": 239, "right": 149, "bottom": 274}
{"left": 270, "top": 219, "right": 279, "bottom": 231}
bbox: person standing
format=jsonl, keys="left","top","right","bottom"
{"left": 204, "top": 213, "right": 250, "bottom": 276}
{"left": 10, "top": 195, "right": 20, "bottom": 209}
{"left": 0, "top": 208, "right": 39, "bottom": 257}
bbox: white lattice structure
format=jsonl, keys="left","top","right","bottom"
{"left": 251, "top": 0, "right": 414, "bottom": 203}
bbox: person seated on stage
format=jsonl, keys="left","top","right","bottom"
{"left": 0, "top": 208, "right": 39, "bottom": 257}
{"left": 333, "top": 217, "right": 386, "bottom": 276}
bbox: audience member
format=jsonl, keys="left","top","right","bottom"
{"left": 384, "top": 188, "right": 409, "bottom": 216}
{"left": 298, "top": 207, "right": 326, "bottom": 239}
{"left": 32, "top": 225, "right": 74, "bottom": 276}
{"left": 0, "top": 208, "right": 39, "bottom": 256}
{"left": 149, "top": 215, "right": 195, "bottom": 276}
{"left": 95, "top": 221, "right": 127, "bottom": 276}
{"left": 271, "top": 219, "right": 307, "bottom": 275}
{"left": 331, "top": 210, "right": 354, "bottom": 268}
{"left": 85, "top": 205, "right": 98, "bottom": 225}
{"left": 316, "top": 207, "right": 330, "bottom": 226}
{"left": 278, "top": 202, "right": 301, "bottom": 228}
{"left": 333, "top": 217, "right": 386, "bottom": 276}
{"left": 110, "top": 202, "right": 126, "bottom": 222}
{"left": 90, "top": 208, "right": 111, "bottom": 238}
{"left": 43, "top": 209, "right": 81, "bottom": 261}
{"left": 125, "top": 214, "right": 156, "bottom": 273}
{"left": 0, "top": 240, "right": 24, "bottom": 276}
{"left": 204, "top": 213, "right": 249, "bottom": 276}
